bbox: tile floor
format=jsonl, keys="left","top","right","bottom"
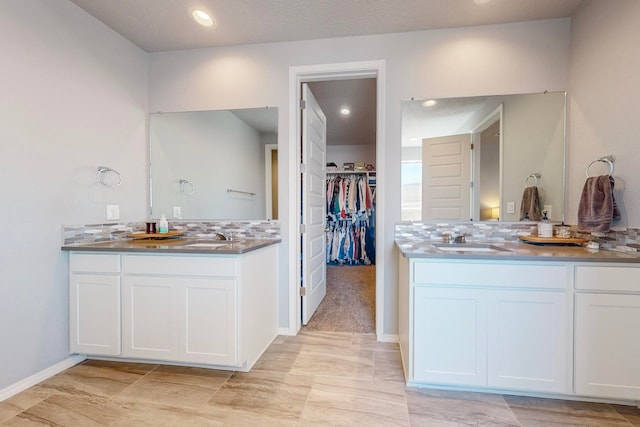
{"left": 1, "top": 330, "right": 639, "bottom": 426}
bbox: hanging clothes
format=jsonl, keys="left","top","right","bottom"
{"left": 325, "top": 173, "right": 376, "bottom": 265}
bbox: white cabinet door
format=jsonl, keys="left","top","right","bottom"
{"left": 413, "top": 287, "right": 488, "bottom": 386}
{"left": 488, "top": 290, "right": 568, "bottom": 393}
{"left": 179, "top": 278, "right": 237, "bottom": 365}
{"left": 122, "top": 276, "right": 179, "bottom": 360}
{"left": 575, "top": 293, "right": 640, "bottom": 400}
{"left": 69, "top": 273, "right": 121, "bottom": 356}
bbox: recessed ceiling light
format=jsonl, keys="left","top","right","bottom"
{"left": 191, "top": 9, "right": 216, "bottom": 27}
{"left": 422, "top": 100, "right": 437, "bottom": 107}
{"left": 473, "top": 0, "right": 491, "bottom": 4}
{"left": 340, "top": 107, "right": 351, "bottom": 116}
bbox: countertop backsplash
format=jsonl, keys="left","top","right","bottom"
{"left": 395, "top": 221, "right": 640, "bottom": 254}
{"left": 62, "top": 219, "right": 280, "bottom": 246}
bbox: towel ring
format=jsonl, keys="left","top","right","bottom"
{"left": 97, "top": 166, "right": 122, "bottom": 187}
{"left": 585, "top": 155, "right": 615, "bottom": 177}
{"left": 525, "top": 173, "right": 541, "bottom": 186}
{"left": 179, "top": 179, "right": 195, "bottom": 195}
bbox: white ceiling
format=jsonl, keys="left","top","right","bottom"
{"left": 69, "top": 0, "right": 584, "bottom": 148}
{"left": 69, "top": 0, "right": 583, "bottom": 53}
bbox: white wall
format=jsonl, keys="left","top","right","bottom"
{"left": 568, "top": 0, "right": 640, "bottom": 227}
{"left": 0, "top": 0, "right": 148, "bottom": 390}
{"left": 150, "top": 111, "right": 266, "bottom": 219}
{"left": 149, "top": 19, "right": 571, "bottom": 335}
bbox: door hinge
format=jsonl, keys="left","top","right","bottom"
{"left": 470, "top": 143, "right": 474, "bottom": 150}
{"left": 300, "top": 99, "right": 306, "bottom": 110}
{"left": 300, "top": 224, "right": 306, "bottom": 234}
{"left": 300, "top": 163, "right": 307, "bottom": 173}
{"left": 300, "top": 286, "right": 307, "bottom": 296}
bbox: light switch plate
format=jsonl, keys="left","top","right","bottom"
{"left": 106, "top": 205, "right": 120, "bottom": 220}
{"left": 507, "top": 202, "right": 515, "bottom": 214}
{"left": 173, "top": 206, "right": 182, "bottom": 219}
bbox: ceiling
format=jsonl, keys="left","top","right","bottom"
{"left": 70, "top": 0, "right": 584, "bottom": 148}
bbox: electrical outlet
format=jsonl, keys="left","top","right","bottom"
{"left": 506, "top": 202, "right": 515, "bottom": 214}
{"left": 173, "top": 206, "right": 182, "bottom": 219}
{"left": 544, "top": 205, "right": 552, "bottom": 217}
{"left": 106, "top": 205, "right": 120, "bottom": 220}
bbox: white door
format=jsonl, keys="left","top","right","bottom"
{"left": 487, "top": 290, "right": 568, "bottom": 393}
{"left": 179, "top": 277, "right": 237, "bottom": 365}
{"left": 301, "top": 83, "right": 327, "bottom": 324}
{"left": 422, "top": 134, "right": 472, "bottom": 220}
{"left": 122, "top": 276, "right": 179, "bottom": 360}
{"left": 69, "top": 273, "right": 121, "bottom": 356}
{"left": 413, "top": 286, "right": 488, "bottom": 386}
{"left": 575, "top": 293, "right": 640, "bottom": 400}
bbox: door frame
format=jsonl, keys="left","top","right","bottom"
{"left": 288, "top": 60, "right": 386, "bottom": 340}
{"left": 264, "top": 143, "right": 278, "bottom": 220}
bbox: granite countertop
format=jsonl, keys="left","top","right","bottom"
{"left": 61, "top": 237, "right": 280, "bottom": 255}
{"left": 396, "top": 239, "right": 640, "bottom": 263}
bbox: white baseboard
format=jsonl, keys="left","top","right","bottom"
{"left": 0, "top": 355, "right": 86, "bottom": 402}
{"left": 379, "top": 333, "right": 399, "bottom": 343}
{"left": 278, "top": 327, "right": 297, "bottom": 336}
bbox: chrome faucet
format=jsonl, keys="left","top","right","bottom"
{"left": 215, "top": 232, "right": 229, "bottom": 241}
{"left": 443, "top": 232, "right": 466, "bottom": 244}
{"left": 453, "top": 234, "right": 467, "bottom": 244}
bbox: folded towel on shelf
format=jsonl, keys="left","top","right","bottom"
{"left": 578, "top": 175, "right": 620, "bottom": 232}
{"left": 519, "top": 186, "right": 542, "bottom": 221}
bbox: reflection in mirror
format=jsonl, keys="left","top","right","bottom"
{"left": 150, "top": 107, "right": 278, "bottom": 220}
{"left": 401, "top": 92, "right": 565, "bottom": 222}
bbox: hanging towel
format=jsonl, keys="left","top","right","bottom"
{"left": 578, "top": 175, "right": 620, "bottom": 232}
{"left": 519, "top": 186, "right": 542, "bottom": 221}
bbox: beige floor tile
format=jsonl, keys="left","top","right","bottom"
{"left": 505, "top": 395, "right": 633, "bottom": 427}
{"left": 0, "top": 386, "right": 52, "bottom": 423}
{"left": 116, "top": 378, "right": 217, "bottom": 409}
{"left": 303, "top": 375, "right": 410, "bottom": 425}
{"left": 207, "top": 370, "right": 314, "bottom": 421}
{"left": 374, "top": 350, "right": 406, "bottom": 382}
{"left": 291, "top": 347, "right": 374, "bottom": 379}
{"left": 406, "top": 388, "right": 521, "bottom": 427}
{"left": 3, "top": 394, "right": 127, "bottom": 427}
{"left": 612, "top": 404, "right": 640, "bottom": 426}
{"left": 37, "top": 362, "right": 151, "bottom": 399}
{"left": 251, "top": 343, "right": 303, "bottom": 373}
{"left": 111, "top": 401, "right": 226, "bottom": 427}
{"left": 143, "top": 364, "right": 232, "bottom": 391}
{"left": 351, "top": 333, "right": 400, "bottom": 352}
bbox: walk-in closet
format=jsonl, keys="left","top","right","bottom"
{"left": 303, "top": 78, "right": 377, "bottom": 334}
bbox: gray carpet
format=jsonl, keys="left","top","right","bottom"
{"left": 304, "top": 265, "right": 375, "bottom": 333}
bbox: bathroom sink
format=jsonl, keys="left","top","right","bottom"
{"left": 432, "top": 243, "right": 510, "bottom": 253}
{"left": 185, "top": 242, "right": 230, "bottom": 248}
{"left": 185, "top": 240, "right": 244, "bottom": 248}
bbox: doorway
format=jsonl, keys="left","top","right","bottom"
{"left": 306, "top": 78, "right": 377, "bottom": 333}
{"left": 288, "top": 61, "right": 386, "bottom": 340}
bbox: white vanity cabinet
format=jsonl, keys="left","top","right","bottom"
{"left": 574, "top": 264, "right": 640, "bottom": 401}
{"left": 400, "top": 257, "right": 570, "bottom": 394}
{"left": 122, "top": 255, "right": 239, "bottom": 365}
{"left": 68, "top": 243, "right": 278, "bottom": 371}
{"left": 69, "top": 253, "right": 121, "bottom": 356}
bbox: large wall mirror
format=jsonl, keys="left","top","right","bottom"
{"left": 401, "top": 92, "right": 565, "bottom": 222}
{"left": 149, "top": 107, "right": 278, "bottom": 220}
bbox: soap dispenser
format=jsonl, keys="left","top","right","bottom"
{"left": 158, "top": 214, "right": 169, "bottom": 234}
{"left": 538, "top": 211, "right": 553, "bottom": 238}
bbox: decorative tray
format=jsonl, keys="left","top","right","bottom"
{"left": 519, "top": 235, "right": 587, "bottom": 246}
{"left": 129, "top": 231, "right": 184, "bottom": 240}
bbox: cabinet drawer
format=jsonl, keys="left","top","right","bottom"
{"left": 123, "top": 255, "right": 238, "bottom": 277}
{"left": 413, "top": 261, "right": 567, "bottom": 289}
{"left": 575, "top": 265, "right": 640, "bottom": 292}
{"left": 70, "top": 253, "right": 121, "bottom": 273}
